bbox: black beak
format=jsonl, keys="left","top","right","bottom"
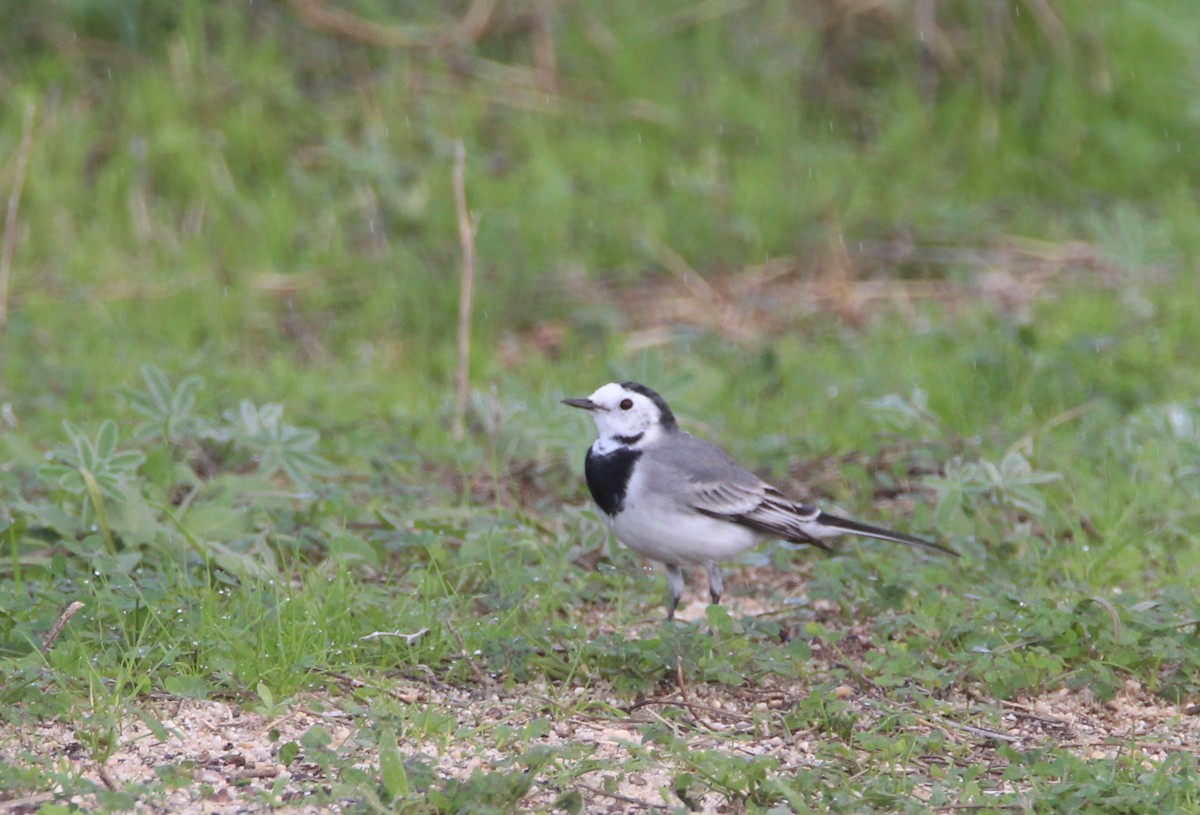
{"left": 561, "top": 397, "right": 597, "bottom": 411}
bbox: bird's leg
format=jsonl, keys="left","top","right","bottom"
{"left": 665, "top": 564, "right": 685, "bottom": 621}
{"left": 704, "top": 561, "right": 723, "bottom": 606}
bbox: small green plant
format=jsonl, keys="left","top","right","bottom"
{"left": 118, "top": 366, "right": 332, "bottom": 488}
{"left": 1120, "top": 401, "right": 1200, "bottom": 493}
{"left": 11, "top": 368, "right": 335, "bottom": 579}
{"left": 925, "top": 450, "right": 1062, "bottom": 528}
{"left": 220, "top": 400, "right": 330, "bottom": 489}
{"left": 672, "top": 750, "right": 783, "bottom": 811}
{"left": 120, "top": 365, "right": 207, "bottom": 445}
{"left": 864, "top": 387, "right": 943, "bottom": 436}
{"left": 36, "top": 420, "right": 146, "bottom": 546}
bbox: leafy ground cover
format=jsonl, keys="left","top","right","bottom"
{"left": 3, "top": 1, "right": 1200, "bottom": 813}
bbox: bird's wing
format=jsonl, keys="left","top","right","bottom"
{"left": 688, "top": 480, "right": 834, "bottom": 550}
{"left": 643, "top": 430, "right": 955, "bottom": 557}
{"left": 690, "top": 479, "right": 956, "bottom": 556}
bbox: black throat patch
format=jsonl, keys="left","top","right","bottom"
{"left": 583, "top": 445, "right": 642, "bottom": 517}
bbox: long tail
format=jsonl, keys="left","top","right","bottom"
{"left": 807, "top": 511, "right": 958, "bottom": 557}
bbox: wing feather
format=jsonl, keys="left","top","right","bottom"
{"left": 639, "top": 430, "right": 954, "bottom": 557}
{"left": 688, "top": 479, "right": 955, "bottom": 557}
{"left": 689, "top": 481, "right": 833, "bottom": 550}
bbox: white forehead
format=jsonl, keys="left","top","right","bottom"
{"left": 589, "top": 382, "right": 635, "bottom": 405}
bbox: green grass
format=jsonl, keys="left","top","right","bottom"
{"left": 4, "top": 1, "right": 1200, "bottom": 812}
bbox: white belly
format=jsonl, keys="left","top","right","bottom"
{"left": 604, "top": 479, "right": 765, "bottom": 566}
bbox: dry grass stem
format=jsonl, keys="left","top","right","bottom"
{"left": 451, "top": 140, "right": 477, "bottom": 441}
{"left": 289, "top": 0, "right": 436, "bottom": 48}
{"left": 574, "top": 236, "right": 1138, "bottom": 349}
{"left": 444, "top": 618, "right": 492, "bottom": 687}
{"left": 575, "top": 781, "right": 668, "bottom": 811}
{"left": 457, "top": 0, "right": 500, "bottom": 42}
{"left": 0, "top": 100, "right": 36, "bottom": 336}
{"left": 530, "top": 0, "right": 559, "bottom": 93}
{"left": 41, "top": 600, "right": 85, "bottom": 652}
{"left": 360, "top": 627, "right": 429, "bottom": 643}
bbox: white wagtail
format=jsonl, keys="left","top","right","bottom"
{"left": 563, "top": 381, "right": 956, "bottom": 620}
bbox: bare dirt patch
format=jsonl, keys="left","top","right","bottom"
{"left": 1, "top": 696, "right": 355, "bottom": 814}
{"left": 5, "top": 634, "right": 1197, "bottom": 814}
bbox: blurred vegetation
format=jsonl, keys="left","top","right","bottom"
{"left": 5, "top": 4, "right": 1200, "bottom": 809}
{"left": 1, "top": 0, "right": 1198, "bottom": 422}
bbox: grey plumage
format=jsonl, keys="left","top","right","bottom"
{"left": 634, "top": 433, "right": 826, "bottom": 552}
{"left": 564, "top": 382, "right": 955, "bottom": 619}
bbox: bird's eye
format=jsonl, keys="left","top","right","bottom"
{"left": 619, "top": 398, "right": 634, "bottom": 410}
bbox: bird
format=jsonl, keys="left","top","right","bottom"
{"left": 562, "top": 381, "right": 956, "bottom": 620}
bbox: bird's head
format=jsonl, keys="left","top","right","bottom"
{"left": 562, "top": 381, "right": 677, "bottom": 449}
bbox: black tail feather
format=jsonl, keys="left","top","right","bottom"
{"left": 814, "top": 511, "right": 957, "bottom": 557}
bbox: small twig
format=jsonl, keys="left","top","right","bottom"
{"left": 997, "top": 699, "right": 1070, "bottom": 726}
{"left": 360, "top": 627, "right": 429, "bottom": 643}
{"left": 1, "top": 100, "right": 36, "bottom": 336}
{"left": 318, "top": 669, "right": 431, "bottom": 705}
{"left": 41, "top": 601, "right": 85, "bottom": 652}
{"left": 575, "top": 781, "right": 666, "bottom": 812}
{"left": 1055, "top": 738, "right": 1188, "bottom": 755}
{"left": 0, "top": 793, "right": 56, "bottom": 813}
{"left": 444, "top": 619, "right": 493, "bottom": 687}
{"left": 654, "top": 241, "right": 725, "bottom": 303}
{"left": 530, "top": 0, "right": 558, "bottom": 93}
{"left": 253, "top": 708, "right": 301, "bottom": 737}
{"left": 228, "top": 765, "right": 280, "bottom": 781}
{"left": 1008, "top": 399, "right": 1100, "bottom": 457}
{"left": 674, "top": 656, "right": 696, "bottom": 715}
{"left": 457, "top": 0, "right": 499, "bottom": 42}
{"left": 1078, "top": 515, "right": 1104, "bottom": 545}
{"left": 862, "top": 697, "right": 1022, "bottom": 745}
{"left": 289, "top": 0, "right": 436, "bottom": 48}
{"left": 451, "top": 140, "right": 477, "bottom": 442}
{"left": 1100, "top": 739, "right": 1198, "bottom": 755}
{"left": 623, "top": 697, "right": 753, "bottom": 723}
{"left": 673, "top": 655, "right": 720, "bottom": 731}
{"left": 96, "top": 764, "right": 119, "bottom": 791}
{"left": 1024, "top": 0, "right": 1072, "bottom": 59}
{"left": 826, "top": 642, "right": 880, "bottom": 693}
{"left": 1082, "top": 595, "right": 1123, "bottom": 641}
{"left": 647, "top": 239, "right": 755, "bottom": 344}
{"left": 648, "top": 0, "right": 757, "bottom": 38}
{"left": 928, "top": 717, "right": 1022, "bottom": 744}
